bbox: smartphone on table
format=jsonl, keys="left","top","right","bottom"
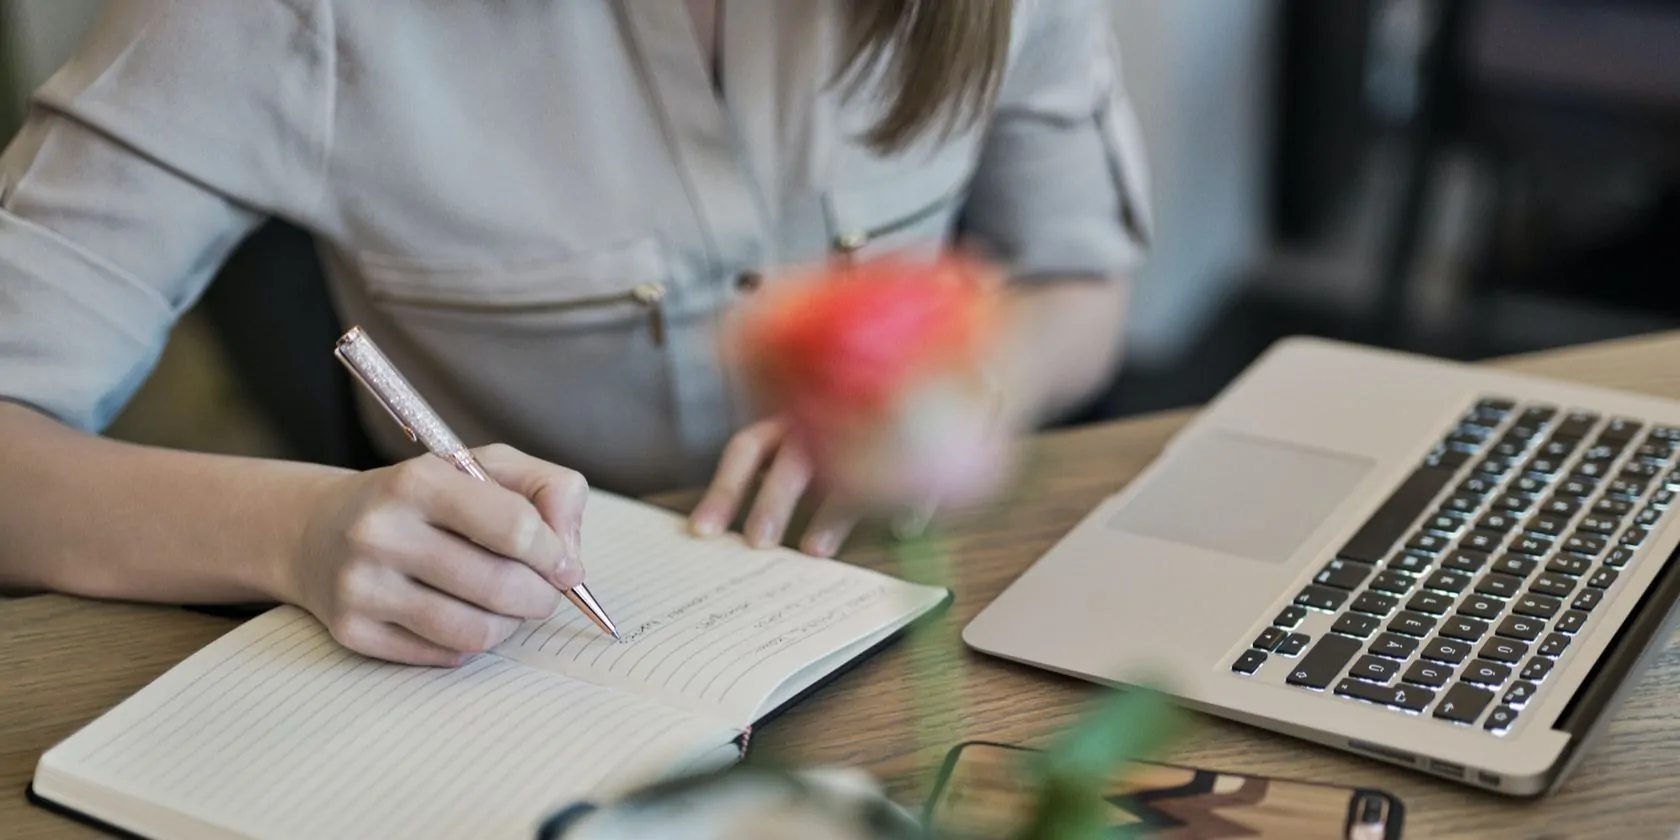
{"left": 925, "top": 742, "right": 1403, "bottom": 840}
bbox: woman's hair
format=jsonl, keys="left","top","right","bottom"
{"left": 842, "top": 0, "right": 1016, "bottom": 152}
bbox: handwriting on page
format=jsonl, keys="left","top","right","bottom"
{"left": 51, "top": 609, "right": 732, "bottom": 840}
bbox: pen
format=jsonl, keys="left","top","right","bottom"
{"left": 333, "top": 326, "right": 621, "bottom": 640}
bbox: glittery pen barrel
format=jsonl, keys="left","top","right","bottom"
{"left": 334, "top": 327, "right": 621, "bottom": 640}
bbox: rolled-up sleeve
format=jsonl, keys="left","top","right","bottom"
{"left": 961, "top": 0, "right": 1153, "bottom": 280}
{"left": 0, "top": 0, "right": 333, "bottom": 431}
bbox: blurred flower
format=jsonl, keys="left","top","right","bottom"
{"left": 728, "top": 252, "right": 1017, "bottom": 510}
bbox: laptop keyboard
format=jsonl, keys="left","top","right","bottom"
{"left": 1231, "top": 397, "right": 1678, "bottom": 735}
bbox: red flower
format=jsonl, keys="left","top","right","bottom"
{"left": 729, "top": 253, "right": 1014, "bottom": 507}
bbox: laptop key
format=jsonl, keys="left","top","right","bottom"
{"left": 1406, "top": 532, "right": 1451, "bottom": 555}
{"left": 1369, "top": 633, "right": 1418, "bottom": 659}
{"left": 1352, "top": 592, "right": 1400, "bottom": 616}
{"left": 1253, "top": 627, "right": 1288, "bottom": 651}
{"left": 1296, "top": 585, "right": 1348, "bottom": 612}
{"left": 1443, "top": 494, "right": 1481, "bottom": 514}
{"left": 1654, "top": 489, "right": 1677, "bottom": 508}
{"left": 1285, "top": 635, "right": 1363, "bottom": 690}
{"left": 1525, "top": 515, "right": 1569, "bottom": 537}
{"left": 1610, "top": 478, "right": 1648, "bottom": 499}
{"left": 1350, "top": 655, "right": 1402, "bottom": 683}
{"left": 1274, "top": 605, "right": 1308, "bottom": 628}
{"left": 1459, "top": 476, "right": 1500, "bottom": 496}
{"left": 1594, "top": 497, "right": 1634, "bottom": 517}
{"left": 1539, "top": 437, "right": 1575, "bottom": 458}
{"left": 1314, "top": 560, "right": 1372, "bottom": 591}
{"left": 1434, "top": 683, "right": 1496, "bottom": 724}
{"left": 1520, "top": 406, "right": 1557, "bottom": 426}
{"left": 1496, "top": 615, "right": 1544, "bottom": 642}
{"left": 1540, "top": 497, "right": 1581, "bottom": 517}
{"left": 1588, "top": 569, "right": 1619, "bottom": 589}
{"left": 1477, "top": 512, "right": 1518, "bottom": 533}
{"left": 1476, "top": 573, "right": 1524, "bottom": 599}
{"left": 1635, "top": 441, "right": 1674, "bottom": 461}
{"left": 1531, "top": 573, "right": 1576, "bottom": 598}
{"left": 1495, "top": 494, "right": 1533, "bottom": 513}
{"left": 1555, "top": 611, "right": 1589, "bottom": 635}
{"left": 1601, "top": 418, "right": 1643, "bottom": 442}
{"left": 1480, "top": 638, "right": 1529, "bottom": 663}
{"left": 1463, "top": 659, "right": 1513, "bottom": 687}
{"left": 1338, "top": 466, "right": 1459, "bottom": 564}
{"left": 1443, "top": 551, "right": 1490, "bottom": 573}
{"left": 1545, "top": 555, "right": 1591, "bottom": 577}
{"left": 1485, "top": 706, "right": 1519, "bottom": 733}
{"left": 1424, "top": 571, "right": 1472, "bottom": 594}
{"left": 1404, "top": 661, "right": 1452, "bottom": 687}
{"left": 1520, "top": 658, "right": 1555, "bottom": 682}
{"left": 1457, "top": 596, "right": 1503, "bottom": 621}
{"left": 1421, "top": 636, "right": 1473, "bottom": 664}
{"left": 1232, "top": 649, "right": 1268, "bottom": 675}
{"left": 1525, "top": 457, "right": 1563, "bottom": 476}
{"left": 1556, "top": 412, "right": 1600, "bottom": 438}
{"left": 1509, "top": 534, "right": 1552, "bottom": 556}
{"left": 1512, "top": 593, "right": 1562, "bottom": 619}
{"left": 1604, "top": 548, "right": 1635, "bottom": 569}
{"left": 1478, "top": 458, "right": 1516, "bottom": 477}
{"left": 1510, "top": 474, "right": 1549, "bottom": 496}
{"left": 1650, "top": 425, "right": 1680, "bottom": 441}
{"left": 1406, "top": 592, "right": 1455, "bottom": 616}
{"left": 1577, "top": 515, "right": 1621, "bottom": 535}
{"left": 1427, "top": 512, "right": 1470, "bottom": 533}
{"left": 1387, "top": 553, "right": 1432, "bottom": 575}
{"left": 1571, "top": 589, "right": 1603, "bottom": 612}
{"left": 1537, "top": 634, "right": 1570, "bottom": 658}
{"left": 1565, "top": 533, "right": 1607, "bottom": 556}
{"left": 1369, "top": 572, "right": 1416, "bottom": 595}
{"left": 1560, "top": 476, "right": 1598, "bottom": 498}
{"left": 1493, "top": 555, "right": 1539, "bottom": 577}
{"left": 1332, "top": 613, "right": 1382, "bottom": 638}
{"left": 1621, "top": 528, "right": 1651, "bottom": 548}
{"left": 1277, "top": 633, "right": 1311, "bottom": 657}
{"left": 1462, "top": 530, "right": 1504, "bottom": 553}
{"left": 1335, "top": 678, "right": 1435, "bottom": 713}
{"left": 1440, "top": 617, "right": 1490, "bottom": 643}
{"left": 1622, "top": 461, "right": 1662, "bottom": 479}
{"left": 1638, "top": 507, "right": 1664, "bottom": 527}
{"left": 1388, "top": 611, "right": 1436, "bottom": 637}
{"left": 1503, "top": 680, "right": 1539, "bottom": 706}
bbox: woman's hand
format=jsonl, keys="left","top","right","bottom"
{"left": 688, "top": 418, "right": 861, "bottom": 558}
{"left": 284, "top": 444, "right": 587, "bottom": 666}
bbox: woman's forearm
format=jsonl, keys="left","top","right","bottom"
{"left": 0, "top": 402, "right": 347, "bottom": 603}
{"left": 999, "top": 276, "right": 1130, "bottom": 427}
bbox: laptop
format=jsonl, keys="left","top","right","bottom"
{"left": 965, "top": 336, "right": 1680, "bottom": 796}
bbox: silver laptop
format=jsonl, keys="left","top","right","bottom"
{"left": 965, "top": 336, "right": 1680, "bottom": 796}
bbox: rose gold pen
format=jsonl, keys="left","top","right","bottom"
{"left": 333, "top": 326, "right": 620, "bottom": 640}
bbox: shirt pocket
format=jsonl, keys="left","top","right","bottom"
{"left": 821, "top": 152, "right": 973, "bottom": 261}
{"left": 355, "top": 236, "right": 672, "bottom": 344}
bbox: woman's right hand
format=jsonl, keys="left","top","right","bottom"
{"left": 283, "top": 444, "right": 588, "bottom": 666}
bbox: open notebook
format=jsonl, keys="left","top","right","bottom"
{"left": 31, "top": 492, "right": 949, "bottom": 840}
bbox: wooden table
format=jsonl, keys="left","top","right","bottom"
{"left": 9, "top": 333, "right": 1680, "bottom": 839}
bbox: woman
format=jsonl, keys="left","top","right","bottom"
{"left": 0, "top": 0, "right": 1150, "bottom": 666}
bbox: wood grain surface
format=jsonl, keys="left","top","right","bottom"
{"left": 8, "top": 333, "right": 1680, "bottom": 840}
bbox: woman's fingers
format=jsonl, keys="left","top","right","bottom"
{"left": 401, "top": 529, "right": 563, "bottom": 620}
{"left": 391, "top": 454, "right": 579, "bottom": 590}
{"left": 690, "top": 420, "right": 786, "bottom": 537}
{"left": 333, "top": 616, "right": 470, "bottom": 668}
{"left": 800, "top": 493, "right": 861, "bottom": 558}
{"left": 743, "top": 444, "right": 814, "bottom": 549}
{"left": 372, "top": 573, "right": 524, "bottom": 656}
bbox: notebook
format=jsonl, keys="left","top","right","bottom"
{"left": 29, "top": 492, "right": 949, "bottom": 840}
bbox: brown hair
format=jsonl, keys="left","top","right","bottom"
{"left": 842, "top": 0, "right": 1016, "bottom": 152}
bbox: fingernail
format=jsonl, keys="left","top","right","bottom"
{"left": 806, "top": 530, "right": 839, "bottom": 557}
{"left": 749, "top": 519, "right": 778, "bottom": 549}
{"left": 690, "top": 512, "right": 720, "bottom": 538}
{"left": 553, "top": 526, "right": 584, "bottom": 589}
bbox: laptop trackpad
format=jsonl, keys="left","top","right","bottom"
{"left": 1109, "top": 432, "right": 1374, "bottom": 564}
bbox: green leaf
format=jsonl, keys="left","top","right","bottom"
{"left": 1015, "top": 682, "right": 1183, "bottom": 840}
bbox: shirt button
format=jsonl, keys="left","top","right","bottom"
{"left": 735, "top": 271, "right": 764, "bottom": 293}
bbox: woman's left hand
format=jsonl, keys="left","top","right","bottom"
{"left": 687, "top": 418, "right": 861, "bottom": 558}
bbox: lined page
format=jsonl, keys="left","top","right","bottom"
{"left": 37, "top": 607, "right": 737, "bottom": 840}
{"left": 493, "top": 492, "right": 948, "bottom": 728}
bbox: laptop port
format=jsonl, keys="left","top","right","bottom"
{"left": 1348, "top": 739, "right": 1417, "bottom": 765}
{"left": 1429, "top": 759, "right": 1464, "bottom": 778}
{"left": 1478, "top": 771, "right": 1502, "bottom": 787}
